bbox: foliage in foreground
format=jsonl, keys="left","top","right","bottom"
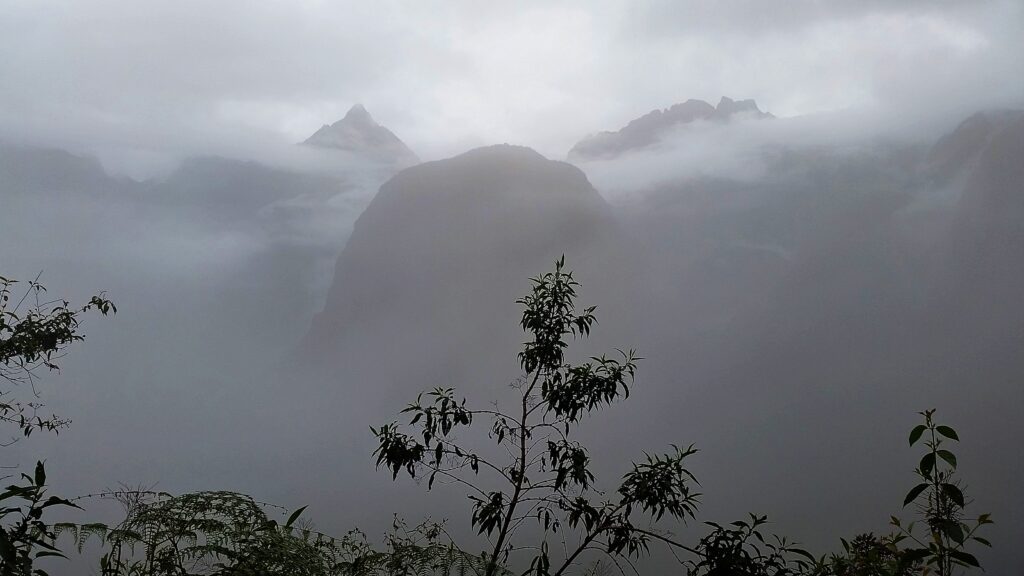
{"left": 57, "top": 492, "right": 495, "bottom": 576}
{"left": 0, "top": 265, "right": 995, "bottom": 575}
{"left": 1, "top": 274, "right": 114, "bottom": 575}
{"left": 1, "top": 274, "right": 115, "bottom": 443}
{"left": 370, "top": 260, "right": 993, "bottom": 576}
{"left": 372, "top": 257, "right": 703, "bottom": 576}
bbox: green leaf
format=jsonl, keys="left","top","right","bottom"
{"left": 942, "top": 483, "right": 965, "bottom": 507}
{"left": 34, "top": 461, "right": 45, "bottom": 487}
{"left": 947, "top": 521, "right": 965, "bottom": 544}
{"left": 41, "top": 496, "right": 80, "bottom": 510}
{"left": 903, "top": 483, "right": 928, "bottom": 507}
{"left": 936, "top": 425, "right": 959, "bottom": 441}
{"left": 34, "top": 550, "right": 66, "bottom": 559}
{"left": 909, "top": 424, "right": 927, "bottom": 446}
{"left": 902, "top": 547, "right": 931, "bottom": 563}
{"left": 919, "top": 452, "right": 936, "bottom": 477}
{"left": 937, "top": 449, "right": 957, "bottom": 469}
{"left": 285, "top": 505, "right": 308, "bottom": 528}
{"left": 949, "top": 550, "right": 980, "bottom": 567}
{"left": 974, "top": 536, "right": 992, "bottom": 547}
{"left": 791, "top": 548, "right": 816, "bottom": 561}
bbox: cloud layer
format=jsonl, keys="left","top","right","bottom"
{"left": 2, "top": 0, "right": 1022, "bottom": 173}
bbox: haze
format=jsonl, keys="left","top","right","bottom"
{"left": 1, "top": 1, "right": 1022, "bottom": 574}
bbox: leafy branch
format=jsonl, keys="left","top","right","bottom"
{"left": 372, "top": 258, "right": 700, "bottom": 576}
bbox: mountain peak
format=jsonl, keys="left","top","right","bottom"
{"left": 302, "top": 104, "right": 419, "bottom": 167}
{"left": 301, "top": 143, "right": 615, "bottom": 362}
{"left": 568, "top": 96, "right": 771, "bottom": 160}
{"left": 341, "top": 103, "right": 374, "bottom": 126}
{"left": 715, "top": 97, "right": 771, "bottom": 119}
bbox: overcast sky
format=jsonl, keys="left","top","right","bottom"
{"left": 2, "top": 0, "right": 1022, "bottom": 173}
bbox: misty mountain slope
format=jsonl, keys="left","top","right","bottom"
{"left": 568, "top": 96, "right": 772, "bottom": 160}
{"left": 615, "top": 139, "right": 927, "bottom": 338}
{"left": 573, "top": 111, "right": 1024, "bottom": 570}
{"left": 940, "top": 113, "right": 1024, "bottom": 335}
{"left": 0, "top": 143, "right": 369, "bottom": 226}
{"left": 303, "top": 104, "right": 419, "bottom": 168}
{"left": 614, "top": 110, "right": 1023, "bottom": 391}
{"left": 151, "top": 156, "right": 351, "bottom": 221}
{"left": 0, "top": 143, "right": 135, "bottom": 198}
{"left": 0, "top": 142, "right": 393, "bottom": 372}
{"left": 290, "top": 110, "right": 1024, "bottom": 570}
{"left": 300, "top": 144, "right": 632, "bottom": 393}
{"left": 925, "top": 109, "right": 1024, "bottom": 183}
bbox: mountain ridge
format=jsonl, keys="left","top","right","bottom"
{"left": 568, "top": 96, "right": 773, "bottom": 160}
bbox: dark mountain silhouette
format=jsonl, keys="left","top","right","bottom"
{"left": 303, "top": 104, "right": 419, "bottom": 167}
{"left": 300, "top": 144, "right": 629, "bottom": 392}
{"left": 568, "top": 96, "right": 772, "bottom": 160}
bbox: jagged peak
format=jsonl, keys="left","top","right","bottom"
{"left": 672, "top": 98, "right": 716, "bottom": 111}
{"left": 568, "top": 96, "right": 771, "bottom": 160}
{"left": 715, "top": 96, "right": 767, "bottom": 117}
{"left": 339, "top": 103, "right": 375, "bottom": 126}
{"left": 302, "top": 103, "right": 419, "bottom": 166}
